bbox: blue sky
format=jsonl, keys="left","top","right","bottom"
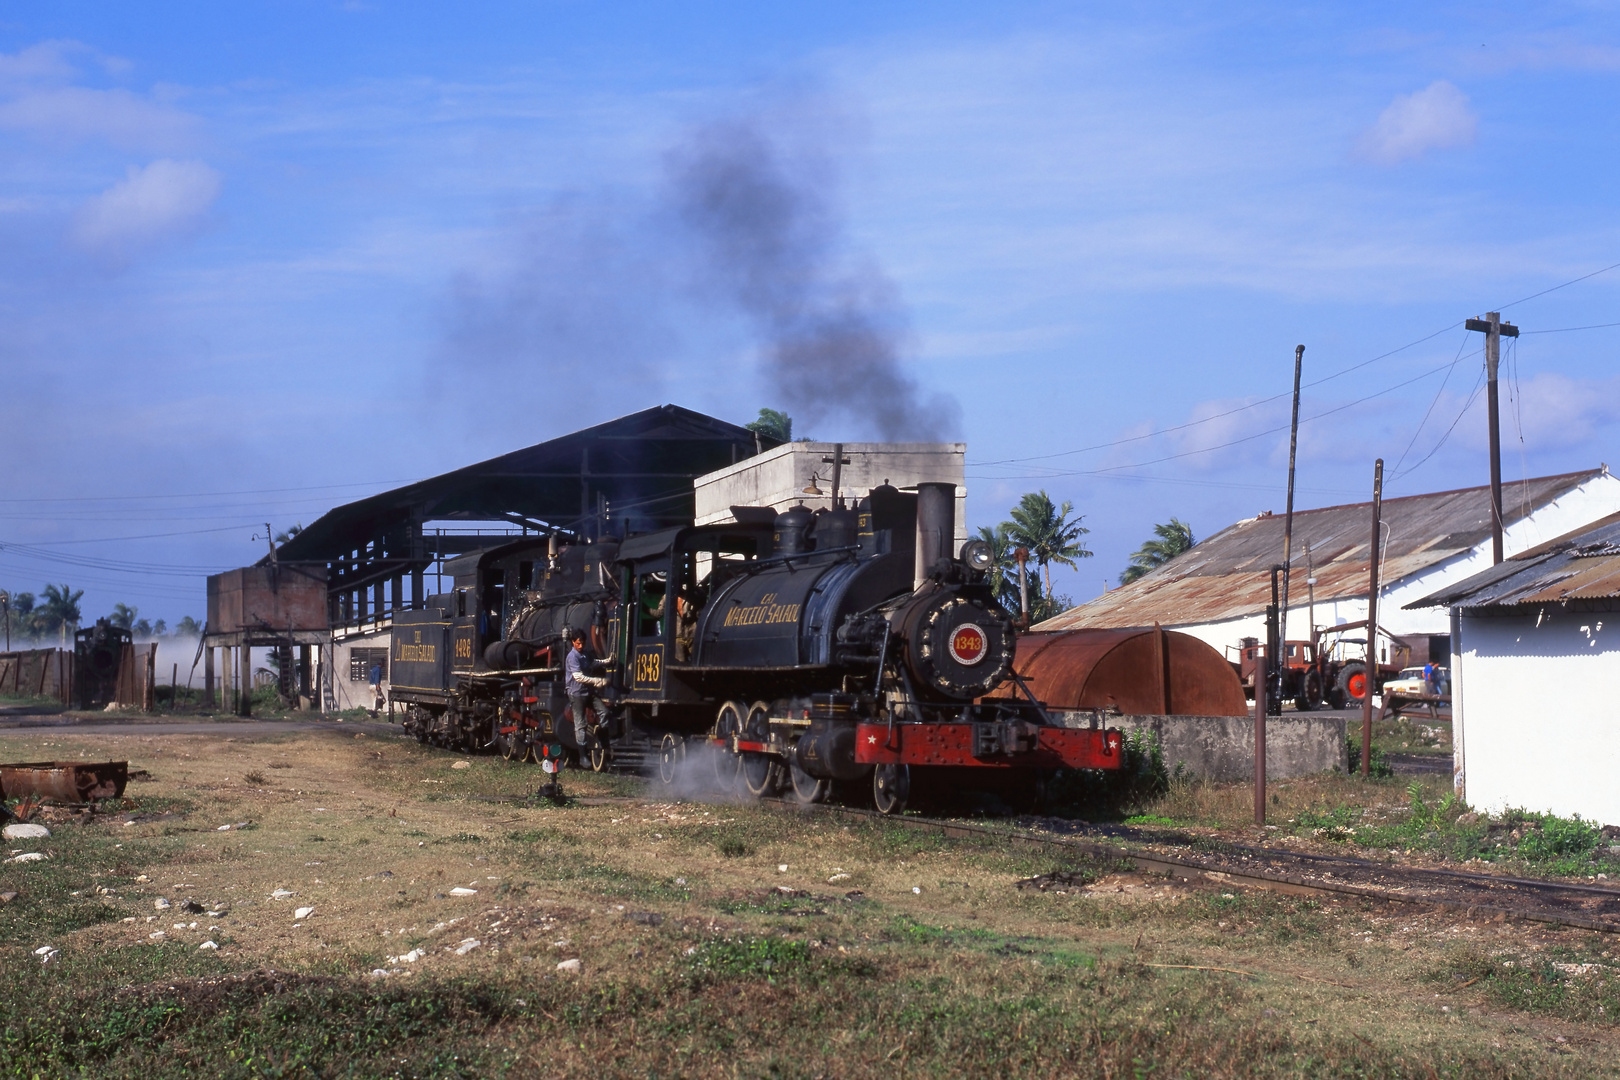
{"left": 3, "top": 1, "right": 1620, "bottom": 625}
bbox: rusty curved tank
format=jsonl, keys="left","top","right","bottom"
{"left": 998, "top": 627, "right": 1247, "bottom": 717}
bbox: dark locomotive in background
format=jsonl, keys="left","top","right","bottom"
{"left": 388, "top": 480, "right": 1120, "bottom": 813}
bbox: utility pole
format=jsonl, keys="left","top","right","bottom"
{"left": 1256, "top": 564, "right": 1282, "bottom": 825}
{"left": 1361, "top": 459, "right": 1383, "bottom": 778}
{"left": 1279, "top": 344, "right": 1304, "bottom": 681}
{"left": 1465, "top": 313, "right": 1519, "bottom": 564}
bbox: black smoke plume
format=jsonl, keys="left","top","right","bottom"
{"left": 667, "top": 117, "right": 959, "bottom": 441}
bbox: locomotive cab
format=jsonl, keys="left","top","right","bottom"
{"left": 617, "top": 523, "right": 774, "bottom": 714}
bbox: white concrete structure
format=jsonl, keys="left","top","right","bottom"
{"left": 694, "top": 441, "right": 968, "bottom": 547}
{"left": 1040, "top": 468, "right": 1620, "bottom": 665}
{"left": 321, "top": 626, "right": 392, "bottom": 713}
{"left": 1414, "top": 511, "right": 1620, "bottom": 824}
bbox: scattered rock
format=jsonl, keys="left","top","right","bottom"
{"left": 777, "top": 864, "right": 789, "bottom": 872}
{"left": 149, "top": 931, "right": 165, "bottom": 940}
{"left": 154, "top": 899, "right": 172, "bottom": 911}
{"left": 271, "top": 889, "right": 295, "bottom": 900}
{"left": 198, "top": 941, "right": 218, "bottom": 951}
{"left": 34, "top": 945, "right": 58, "bottom": 964}
{"left": 1456, "top": 812, "right": 1481, "bottom": 825}
{"left": 827, "top": 873, "right": 851, "bottom": 883}
{"left": 912, "top": 886, "right": 922, "bottom": 894}
{"left": 179, "top": 900, "right": 205, "bottom": 914}
{"left": 0, "top": 891, "right": 17, "bottom": 904}
{"left": 294, "top": 906, "right": 315, "bottom": 920}
{"left": 451, "top": 761, "right": 471, "bottom": 770}
{"left": 454, "top": 938, "right": 482, "bottom": 955}
{"left": 449, "top": 887, "right": 477, "bottom": 897}
{"left": 103, "top": 703, "right": 119, "bottom": 712}
{"left": 388, "top": 949, "right": 425, "bottom": 964}
{"left": 206, "top": 909, "right": 227, "bottom": 918}
{"left": 3, "top": 823, "right": 50, "bottom": 840}
{"left": 6, "top": 852, "right": 47, "bottom": 864}
{"left": 625, "top": 911, "right": 664, "bottom": 926}
{"left": 556, "top": 958, "right": 582, "bottom": 974}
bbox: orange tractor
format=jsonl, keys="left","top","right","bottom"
{"left": 1229, "top": 620, "right": 1409, "bottom": 712}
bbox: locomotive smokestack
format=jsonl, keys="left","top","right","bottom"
{"left": 914, "top": 482, "right": 955, "bottom": 588}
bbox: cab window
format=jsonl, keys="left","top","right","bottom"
{"left": 636, "top": 571, "right": 667, "bottom": 637}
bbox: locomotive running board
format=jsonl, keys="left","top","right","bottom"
{"left": 852, "top": 723, "right": 1122, "bottom": 771}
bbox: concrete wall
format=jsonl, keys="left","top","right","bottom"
{"left": 1454, "top": 603, "right": 1620, "bottom": 825}
{"left": 323, "top": 627, "right": 391, "bottom": 713}
{"left": 1055, "top": 711, "right": 1347, "bottom": 781}
{"left": 694, "top": 441, "right": 968, "bottom": 548}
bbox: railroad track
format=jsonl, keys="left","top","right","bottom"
{"left": 754, "top": 799, "right": 1620, "bottom": 934}
{"left": 478, "top": 778, "right": 1620, "bottom": 935}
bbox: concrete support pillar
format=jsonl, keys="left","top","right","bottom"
{"left": 298, "top": 644, "right": 312, "bottom": 708}
{"left": 204, "top": 646, "right": 215, "bottom": 708}
{"left": 238, "top": 644, "right": 253, "bottom": 717}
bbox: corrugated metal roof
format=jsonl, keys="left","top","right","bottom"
{"left": 1407, "top": 509, "right": 1620, "bottom": 610}
{"left": 1037, "top": 468, "right": 1606, "bottom": 632}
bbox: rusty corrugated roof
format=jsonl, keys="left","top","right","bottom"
{"left": 1408, "top": 509, "right": 1620, "bottom": 610}
{"left": 1037, "top": 468, "right": 1607, "bottom": 631}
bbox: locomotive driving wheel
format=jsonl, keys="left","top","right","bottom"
{"left": 740, "top": 702, "right": 783, "bottom": 797}
{"left": 658, "top": 733, "right": 685, "bottom": 785}
{"left": 788, "top": 758, "right": 829, "bottom": 804}
{"left": 711, "top": 701, "right": 746, "bottom": 790}
{"left": 587, "top": 735, "right": 610, "bottom": 772}
{"left": 872, "top": 763, "right": 910, "bottom": 815}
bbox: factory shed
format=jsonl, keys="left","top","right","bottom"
{"left": 218, "top": 405, "right": 770, "bottom": 714}
{"left": 1036, "top": 467, "right": 1620, "bottom": 665}
{"left": 1409, "top": 511, "right": 1620, "bottom": 825}
{"left": 275, "top": 404, "right": 771, "bottom": 628}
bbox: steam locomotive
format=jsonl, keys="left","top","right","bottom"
{"left": 387, "top": 481, "right": 1121, "bottom": 813}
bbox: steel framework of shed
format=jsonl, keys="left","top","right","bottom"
{"left": 273, "top": 405, "right": 775, "bottom": 630}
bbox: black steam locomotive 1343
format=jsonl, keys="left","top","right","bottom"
{"left": 388, "top": 481, "right": 1121, "bottom": 813}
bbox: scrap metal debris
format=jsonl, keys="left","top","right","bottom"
{"left": 1, "top": 761, "right": 128, "bottom": 803}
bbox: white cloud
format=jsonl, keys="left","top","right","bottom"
{"left": 70, "top": 159, "right": 222, "bottom": 257}
{"left": 1357, "top": 80, "right": 1477, "bottom": 165}
{"left": 0, "top": 40, "right": 197, "bottom": 151}
{"left": 0, "top": 85, "right": 199, "bottom": 151}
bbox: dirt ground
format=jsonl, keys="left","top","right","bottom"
{"left": 3, "top": 720, "right": 1618, "bottom": 1078}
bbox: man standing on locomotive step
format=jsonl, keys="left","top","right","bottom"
{"left": 565, "top": 629, "right": 608, "bottom": 752}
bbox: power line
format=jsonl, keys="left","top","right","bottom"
{"left": 970, "top": 257, "right": 1620, "bottom": 472}
{"left": 1390, "top": 365, "right": 1488, "bottom": 483}
{"left": 973, "top": 356, "right": 1464, "bottom": 480}
{"left": 1392, "top": 330, "right": 1473, "bottom": 477}
{"left": 0, "top": 478, "right": 421, "bottom": 505}
{"left": 1520, "top": 320, "right": 1620, "bottom": 335}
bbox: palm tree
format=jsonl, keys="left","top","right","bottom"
{"left": 974, "top": 523, "right": 1025, "bottom": 612}
{"left": 39, "top": 583, "right": 84, "bottom": 644}
{"left": 745, "top": 408, "right": 792, "bottom": 444}
{"left": 1120, "top": 518, "right": 1196, "bottom": 585}
{"left": 109, "top": 603, "right": 139, "bottom": 630}
{"left": 1004, "top": 491, "right": 1091, "bottom": 601}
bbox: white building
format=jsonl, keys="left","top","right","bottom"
{"left": 694, "top": 441, "right": 968, "bottom": 547}
{"left": 1412, "top": 511, "right": 1620, "bottom": 824}
{"left": 1037, "top": 467, "right": 1620, "bottom": 666}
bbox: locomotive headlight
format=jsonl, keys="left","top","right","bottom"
{"left": 960, "top": 539, "right": 995, "bottom": 572}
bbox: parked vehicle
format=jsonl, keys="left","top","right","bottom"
{"left": 1228, "top": 620, "right": 1410, "bottom": 711}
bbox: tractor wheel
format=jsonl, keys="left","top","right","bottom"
{"left": 1296, "top": 669, "right": 1325, "bottom": 712}
{"left": 1336, "top": 662, "right": 1369, "bottom": 705}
